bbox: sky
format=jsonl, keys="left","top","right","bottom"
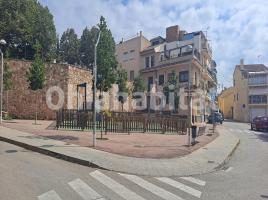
{"left": 40, "top": 0, "right": 268, "bottom": 89}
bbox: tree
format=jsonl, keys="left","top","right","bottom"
{"left": 163, "top": 71, "right": 179, "bottom": 112}
{"left": 3, "top": 62, "right": 12, "bottom": 114}
{"left": 59, "top": 28, "right": 80, "bottom": 65}
{"left": 27, "top": 43, "right": 45, "bottom": 124}
{"left": 96, "top": 16, "right": 117, "bottom": 92}
{"left": 132, "top": 75, "right": 146, "bottom": 94}
{"left": 0, "top": 0, "right": 57, "bottom": 61}
{"left": 79, "top": 27, "right": 99, "bottom": 68}
{"left": 116, "top": 68, "right": 129, "bottom": 111}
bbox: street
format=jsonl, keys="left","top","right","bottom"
{"left": 199, "top": 121, "right": 268, "bottom": 200}
{"left": 0, "top": 121, "right": 267, "bottom": 200}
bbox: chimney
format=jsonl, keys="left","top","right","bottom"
{"left": 166, "top": 25, "right": 180, "bottom": 43}
{"left": 240, "top": 58, "right": 244, "bottom": 70}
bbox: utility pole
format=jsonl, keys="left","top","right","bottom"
{"left": 93, "top": 28, "right": 101, "bottom": 147}
{"left": 0, "top": 39, "right": 6, "bottom": 124}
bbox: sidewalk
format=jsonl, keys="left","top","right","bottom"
{"left": 0, "top": 124, "right": 239, "bottom": 177}
{"left": 2, "top": 120, "right": 218, "bottom": 159}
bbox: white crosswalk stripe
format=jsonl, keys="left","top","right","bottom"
{"left": 119, "top": 173, "right": 185, "bottom": 200}
{"left": 38, "top": 170, "right": 207, "bottom": 200}
{"left": 68, "top": 178, "right": 107, "bottom": 200}
{"left": 90, "top": 170, "right": 146, "bottom": 200}
{"left": 157, "top": 177, "right": 202, "bottom": 198}
{"left": 180, "top": 177, "right": 206, "bottom": 186}
{"left": 38, "top": 190, "right": 62, "bottom": 200}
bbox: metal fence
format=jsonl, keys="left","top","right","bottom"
{"left": 56, "top": 109, "right": 188, "bottom": 135}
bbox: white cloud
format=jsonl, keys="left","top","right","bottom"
{"left": 40, "top": 0, "right": 268, "bottom": 87}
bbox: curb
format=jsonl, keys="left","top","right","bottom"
{"left": 0, "top": 136, "right": 105, "bottom": 170}
{"left": 0, "top": 131, "right": 240, "bottom": 177}
{"left": 214, "top": 137, "right": 240, "bottom": 171}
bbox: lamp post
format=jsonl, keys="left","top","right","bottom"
{"left": 0, "top": 39, "right": 7, "bottom": 124}
{"left": 93, "top": 28, "right": 101, "bottom": 147}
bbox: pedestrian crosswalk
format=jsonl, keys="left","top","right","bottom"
{"left": 38, "top": 170, "right": 206, "bottom": 200}
{"left": 226, "top": 127, "right": 267, "bottom": 135}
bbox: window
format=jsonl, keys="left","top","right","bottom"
{"left": 130, "top": 70, "right": 135, "bottom": 81}
{"left": 151, "top": 55, "right": 155, "bottom": 67}
{"left": 145, "top": 57, "right": 150, "bottom": 68}
{"left": 159, "top": 75, "right": 164, "bottom": 85}
{"left": 248, "top": 74, "right": 267, "bottom": 85}
{"left": 179, "top": 71, "right": 189, "bottom": 82}
{"left": 148, "top": 77, "right": 153, "bottom": 91}
{"left": 249, "top": 95, "right": 267, "bottom": 104}
{"left": 129, "top": 50, "right": 135, "bottom": 60}
{"left": 195, "top": 72, "right": 197, "bottom": 85}
{"left": 123, "top": 52, "right": 128, "bottom": 62}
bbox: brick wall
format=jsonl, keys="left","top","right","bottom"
{"left": 3, "top": 59, "right": 130, "bottom": 120}
{"left": 4, "top": 59, "right": 92, "bottom": 120}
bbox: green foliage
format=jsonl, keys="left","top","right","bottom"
{"left": 96, "top": 16, "right": 117, "bottom": 92}
{"left": 116, "top": 67, "right": 129, "bottom": 104}
{"left": 3, "top": 62, "right": 12, "bottom": 91}
{"left": 133, "top": 75, "right": 146, "bottom": 93}
{"left": 80, "top": 27, "right": 99, "bottom": 67}
{"left": 27, "top": 43, "right": 45, "bottom": 91}
{"left": 59, "top": 28, "right": 80, "bottom": 65}
{"left": 0, "top": 0, "right": 57, "bottom": 61}
{"left": 163, "top": 71, "right": 179, "bottom": 110}
{"left": 163, "top": 71, "right": 178, "bottom": 93}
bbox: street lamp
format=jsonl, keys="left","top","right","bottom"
{"left": 93, "top": 28, "right": 101, "bottom": 147}
{"left": 0, "top": 39, "right": 7, "bottom": 124}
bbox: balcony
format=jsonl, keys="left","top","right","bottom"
{"left": 202, "top": 40, "right": 212, "bottom": 57}
{"left": 248, "top": 80, "right": 268, "bottom": 87}
{"left": 202, "top": 66, "right": 217, "bottom": 83}
{"left": 248, "top": 95, "right": 268, "bottom": 105}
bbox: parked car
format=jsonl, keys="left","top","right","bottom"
{"left": 251, "top": 116, "right": 268, "bottom": 131}
{"left": 207, "top": 112, "right": 223, "bottom": 124}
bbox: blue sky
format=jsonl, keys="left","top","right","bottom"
{"left": 40, "top": 0, "right": 268, "bottom": 89}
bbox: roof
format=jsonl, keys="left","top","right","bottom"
{"left": 236, "top": 64, "right": 268, "bottom": 72}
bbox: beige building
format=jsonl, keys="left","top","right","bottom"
{"left": 218, "top": 87, "right": 234, "bottom": 119}
{"left": 233, "top": 60, "right": 268, "bottom": 122}
{"left": 116, "top": 25, "right": 218, "bottom": 122}
{"left": 116, "top": 32, "right": 151, "bottom": 81}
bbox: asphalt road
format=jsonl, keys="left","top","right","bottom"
{"left": 199, "top": 121, "right": 268, "bottom": 200}
{"left": 0, "top": 121, "right": 267, "bottom": 200}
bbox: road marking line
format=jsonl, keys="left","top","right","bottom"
{"left": 225, "top": 167, "right": 234, "bottom": 172}
{"left": 68, "top": 178, "right": 106, "bottom": 200}
{"left": 90, "top": 171, "right": 146, "bottom": 200}
{"left": 38, "top": 190, "right": 62, "bottom": 200}
{"left": 119, "top": 173, "right": 184, "bottom": 200}
{"left": 180, "top": 177, "right": 206, "bottom": 186}
{"left": 157, "top": 177, "right": 202, "bottom": 198}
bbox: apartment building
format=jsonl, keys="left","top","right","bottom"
{"left": 116, "top": 32, "right": 151, "bottom": 81}
{"left": 116, "top": 25, "right": 217, "bottom": 122}
{"left": 218, "top": 87, "right": 234, "bottom": 119}
{"left": 233, "top": 60, "right": 268, "bottom": 122}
